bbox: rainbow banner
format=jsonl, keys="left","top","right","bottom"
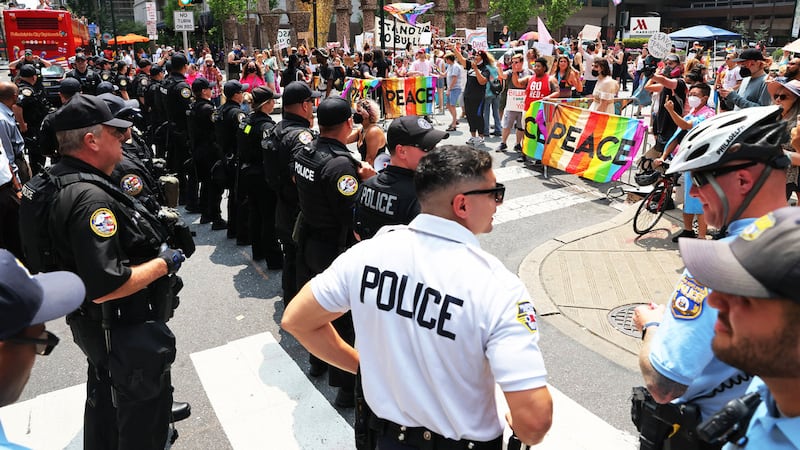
{"left": 341, "top": 77, "right": 382, "bottom": 104}
{"left": 522, "top": 101, "right": 645, "bottom": 183}
{"left": 381, "top": 76, "right": 437, "bottom": 118}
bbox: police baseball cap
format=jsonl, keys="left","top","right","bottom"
{"left": 251, "top": 86, "right": 280, "bottom": 110}
{"left": 733, "top": 49, "right": 765, "bottom": 62}
{"left": 282, "top": 81, "right": 321, "bottom": 106}
{"left": 192, "top": 77, "right": 215, "bottom": 92}
{"left": 52, "top": 94, "right": 132, "bottom": 131}
{"left": 96, "top": 81, "right": 118, "bottom": 95}
{"left": 317, "top": 97, "right": 355, "bottom": 127}
{"left": 137, "top": 58, "right": 152, "bottom": 69}
{"left": 18, "top": 64, "right": 37, "bottom": 78}
{"left": 96, "top": 57, "right": 110, "bottom": 65}
{"left": 387, "top": 116, "right": 449, "bottom": 152}
{"left": 98, "top": 93, "right": 140, "bottom": 118}
{"left": 679, "top": 207, "right": 800, "bottom": 303}
{"left": 74, "top": 53, "right": 87, "bottom": 61}
{"left": 223, "top": 80, "right": 248, "bottom": 98}
{"left": 59, "top": 77, "right": 81, "bottom": 95}
{"left": 0, "top": 249, "right": 85, "bottom": 341}
{"left": 170, "top": 52, "right": 188, "bottom": 70}
{"left": 150, "top": 65, "right": 164, "bottom": 77}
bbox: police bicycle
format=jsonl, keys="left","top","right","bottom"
{"left": 632, "top": 158, "right": 679, "bottom": 235}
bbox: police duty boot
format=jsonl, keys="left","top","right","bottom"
{"left": 172, "top": 401, "right": 191, "bottom": 422}
{"left": 211, "top": 219, "right": 227, "bottom": 230}
{"left": 334, "top": 387, "right": 355, "bottom": 408}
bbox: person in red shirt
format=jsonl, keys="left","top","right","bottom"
{"left": 517, "top": 58, "right": 557, "bottom": 162}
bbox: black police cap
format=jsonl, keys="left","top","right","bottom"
{"left": 52, "top": 94, "right": 132, "bottom": 131}
{"left": 18, "top": 64, "right": 37, "bottom": 78}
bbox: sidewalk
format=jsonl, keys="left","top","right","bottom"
{"left": 519, "top": 203, "right": 686, "bottom": 371}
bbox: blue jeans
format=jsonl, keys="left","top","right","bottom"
{"left": 483, "top": 94, "right": 501, "bottom": 135}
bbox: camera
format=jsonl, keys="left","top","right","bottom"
{"left": 642, "top": 62, "right": 658, "bottom": 78}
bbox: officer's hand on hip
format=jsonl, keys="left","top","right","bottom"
{"left": 159, "top": 246, "right": 186, "bottom": 275}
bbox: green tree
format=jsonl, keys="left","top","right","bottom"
{"left": 207, "top": 0, "right": 247, "bottom": 25}
{"left": 488, "top": 0, "right": 533, "bottom": 33}
{"left": 489, "top": 0, "right": 582, "bottom": 35}
{"left": 532, "top": 0, "right": 583, "bottom": 32}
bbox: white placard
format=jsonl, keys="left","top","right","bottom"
{"left": 466, "top": 28, "right": 488, "bottom": 51}
{"left": 533, "top": 41, "right": 554, "bottom": 56}
{"left": 375, "top": 17, "right": 432, "bottom": 48}
{"left": 506, "top": 88, "right": 526, "bottom": 112}
{"left": 174, "top": 11, "right": 195, "bottom": 32}
{"left": 145, "top": 2, "right": 157, "bottom": 22}
{"left": 277, "top": 29, "right": 291, "bottom": 49}
{"left": 147, "top": 22, "right": 157, "bottom": 39}
{"left": 580, "top": 24, "right": 601, "bottom": 41}
{"left": 647, "top": 32, "right": 671, "bottom": 59}
{"left": 629, "top": 17, "right": 661, "bottom": 36}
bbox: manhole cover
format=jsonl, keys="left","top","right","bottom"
{"left": 608, "top": 303, "right": 649, "bottom": 338}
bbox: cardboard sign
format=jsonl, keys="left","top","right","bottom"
{"left": 375, "top": 17, "right": 432, "bottom": 48}
{"left": 506, "top": 88, "right": 526, "bottom": 112}
{"left": 648, "top": 32, "right": 672, "bottom": 59}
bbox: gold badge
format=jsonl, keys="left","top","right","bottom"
{"left": 180, "top": 87, "right": 192, "bottom": 99}
{"left": 120, "top": 174, "right": 143, "bottom": 196}
{"left": 298, "top": 130, "right": 313, "bottom": 145}
{"left": 337, "top": 174, "right": 358, "bottom": 196}
{"left": 89, "top": 208, "right": 117, "bottom": 238}
{"left": 670, "top": 275, "right": 707, "bottom": 320}
{"left": 515, "top": 301, "right": 538, "bottom": 333}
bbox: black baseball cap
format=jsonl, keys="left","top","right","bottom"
{"left": 170, "top": 52, "right": 188, "bottom": 70}
{"left": 192, "top": 77, "right": 216, "bottom": 92}
{"left": 387, "top": 116, "right": 449, "bottom": 152}
{"left": 733, "top": 49, "right": 766, "bottom": 62}
{"left": 223, "top": 80, "right": 248, "bottom": 98}
{"left": 23, "top": 49, "right": 32, "bottom": 55}
{"left": 138, "top": 58, "right": 152, "bottom": 69}
{"left": 317, "top": 97, "right": 355, "bottom": 127}
{"left": 0, "top": 249, "right": 85, "bottom": 340}
{"left": 96, "top": 81, "right": 118, "bottom": 95}
{"left": 52, "top": 94, "right": 132, "bottom": 131}
{"left": 18, "top": 64, "right": 37, "bottom": 78}
{"left": 282, "top": 81, "right": 321, "bottom": 106}
{"left": 59, "top": 77, "right": 81, "bottom": 95}
{"left": 680, "top": 207, "right": 800, "bottom": 303}
{"left": 98, "top": 93, "right": 140, "bottom": 118}
{"left": 74, "top": 53, "right": 87, "bottom": 61}
{"left": 251, "top": 86, "right": 280, "bottom": 110}
{"left": 150, "top": 65, "right": 164, "bottom": 77}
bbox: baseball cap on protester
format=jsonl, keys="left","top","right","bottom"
{"left": 679, "top": 207, "right": 800, "bottom": 303}
{"left": 387, "top": 116, "right": 449, "bottom": 152}
{"left": 59, "top": 77, "right": 81, "bottom": 95}
{"left": 223, "top": 80, "right": 249, "bottom": 98}
{"left": 24, "top": 49, "right": 32, "bottom": 55}
{"left": 18, "top": 64, "right": 37, "bottom": 78}
{"left": 251, "top": 86, "right": 280, "bottom": 110}
{"left": 664, "top": 54, "right": 680, "bottom": 63}
{"left": 0, "top": 249, "right": 85, "bottom": 341}
{"left": 316, "top": 97, "right": 355, "bottom": 127}
{"left": 282, "top": 81, "right": 321, "bottom": 106}
{"left": 733, "top": 49, "right": 765, "bottom": 62}
{"left": 52, "top": 94, "right": 132, "bottom": 131}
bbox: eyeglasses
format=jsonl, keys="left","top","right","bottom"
{"left": 5, "top": 330, "right": 60, "bottom": 356}
{"left": 774, "top": 93, "right": 790, "bottom": 100}
{"left": 690, "top": 161, "right": 759, "bottom": 187}
{"left": 462, "top": 182, "right": 506, "bottom": 204}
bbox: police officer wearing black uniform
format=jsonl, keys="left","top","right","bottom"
{"left": 18, "top": 94, "right": 187, "bottom": 450}
{"left": 144, "top": 65, "right": 165, "bottom": 149}
{"left": 188, "top": 78, "right": 226, "bottom": 230}
{"left": 293, "top": 96, "right": 376, "bottom": 407}
{"left": 354, "top": 115, "right": 449, "bottom": 240}
{"left": 114, "top": 60, "right": 132, "bottom": 101}
{"left": 10, "top": 49, "right": 51, "bottom": 89}
{"left": 98, "top": 57, "right": 115, "bottom": 85}
{"left": 133, "top": 59, "right": 152, "bottom": 109}
{"left": 16, "top": 64, "right": 52, "bottom": 176}
{"left": 65, "top": 53, "right": 101, "bottom": 95}
{"left": 237, "top": 86, "right": 282, "bottom": 267}
{"left": 214, "top": 80, "right": 248, "bottom": 240}
{"left": 39, "top": 78, "right": 82, "bottom": 160}
{"left": 162, "top": 53, "right": 198, "bottom": 211}
{"left": 263, "top": 81, "right": 319, "bottom": 305}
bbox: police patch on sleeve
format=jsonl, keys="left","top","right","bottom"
{"left": 119, "top": 79, "right": 128, "bottom": 87}
{"left": 142, "top": 79, "right": 148, "bottom": 86}
{"left": 120, "top": 174, "right": 143, "bottom": 196}
{"left": 89, "top": 208, "right": 118, "bottom": 238}
{"left": 298, "top": 130, "right": 313, "bottom": 145}
{"left": 515, "top": 301, "right": 538, "bottom": 333}
{"left": 670, "top": 275, "right": 707, "bottom": 320}
{"left": 237, "top": 112, "right": 246, "bottom": 125}
{"left": 337, "top": 174, "right": 358, "bottom": 196}
{"left": 21, "top": 88, "right": 33, "bottom": 97}
{"left": 180, "top": 87, "right": 192, "bottom": 99}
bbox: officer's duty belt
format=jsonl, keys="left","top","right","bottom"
{"left": 71, "top": 288, "right": 161, "bottom": 326}
{"left": 369, "top": 415, "right": 502, "bottom": 450}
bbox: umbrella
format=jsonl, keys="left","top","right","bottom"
{"left": 108, "top": 33, "right": 150, "bottom": 45}
{"left": 784, "top": 38, "right": 800, "bottom": 54}
{"left": 518, "top": 31, "right": 538, "bottom": 41}
{"left": 667, "top": 25, "right": 741, "bottom": 41}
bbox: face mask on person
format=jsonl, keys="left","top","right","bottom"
{"left": 687, "top": 95, "right": 703, "bottom": 109}
{"left": 739, "top": 66, "right": 751, "bottom": 77}
{"left": 591, "top": 69, "right": 599, "bottom": 77}
{"left": 247, "top": 67, "right": 256, "bottom": 73}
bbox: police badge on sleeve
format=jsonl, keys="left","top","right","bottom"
{"left": 515, "top": 301, "right": 538, "bottom": 333}
{"left": 670, "top": 275, "right": 707, "bottom": 320}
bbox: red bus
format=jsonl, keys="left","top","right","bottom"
{"left": 2, "top": 9, "right": 90, "bottom": 70}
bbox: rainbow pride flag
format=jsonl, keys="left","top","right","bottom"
{"left": 381, "top": 76, "right": 436, "bottom": 118}
{"left": 522, "top": 101, "right": 645, "bottom": 183}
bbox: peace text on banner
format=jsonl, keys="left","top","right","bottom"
{"left": 381, "top": 76, "right": 437, "bottom": 118}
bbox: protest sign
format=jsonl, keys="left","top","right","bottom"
{"left": 522, "top": 101, "right": 645, "bottom": 182}
{"left": 375, "top": 17, "right": 432, "bottom": 48}
{"left": 505, "top": 89, "right": 526, "bottom": 112}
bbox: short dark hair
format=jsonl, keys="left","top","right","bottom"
{"left": 587, "top": 42, "right": 596, "bottom": 52}
{"left": 534, "top": 57, "right": 548, "bottom": 72}
{"left": 690, "top": 82, "right": 711, "bottom": 98}
{"left": 594, "top": 59, "right": 611, "bottom": 77}
{"left": 414, "top": 145, "right": 493, "bottom": 203}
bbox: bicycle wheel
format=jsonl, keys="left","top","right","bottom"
{"left": 633, "top": 186, "right": 666, "bottom": 235}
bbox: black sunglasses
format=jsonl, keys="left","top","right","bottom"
{"left": 6, "top": 330, "right": 60, "bottom": 356}
{"left": 774, "top": 93, "right": 790, "bottom": 100}
{"left": 691, "top": 161, "right": 759, "bottom": 187}
{"left": 462, "top": 183, "right": 506, "bottom": 204}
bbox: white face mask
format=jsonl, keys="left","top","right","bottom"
{"left": 687, "top": 95, "right": 703, "bottom": 109}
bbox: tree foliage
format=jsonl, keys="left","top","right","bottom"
{"left": 488, "top": 0, "right": 582, "bottom": 36}
{"left": 488, "top": 0, "right": 533, "bottom": 33}
{"left": 532, "top": 0, "right": 583, "bottom": 32}
{"left": 207, "top": 0, "right": 247, "bottom": 25}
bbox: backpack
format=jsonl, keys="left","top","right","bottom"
{"left": 490, "top": 77, "right": 504, "bottom": 96}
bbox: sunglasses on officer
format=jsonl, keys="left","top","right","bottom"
{"left": 462, "top": 183, "right": 506, "bottom": 204}
{"left": 690, "top": 161, "right": 759, "bottom": 187}
{"left": 5, "top": 329, "right": 60, "bottom": 356}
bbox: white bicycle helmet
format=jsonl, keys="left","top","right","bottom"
{"left": 666, "top": 105, "right": 790, "bottom": 175}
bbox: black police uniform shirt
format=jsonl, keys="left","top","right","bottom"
{"left": 16, "top": 79, "right": 51, "bottom": 138}
{"left": 214, "top": 100, "right": 245, "bottom": 155}
{"left": 238, "top": 110, "right": 275, "bottom": 174}
{"left": 266, "top": 112, "right": 315, "bottom": 194}
{"left": 112, "top": 145, "right": 163, "bottom": 214}
{"left": 100, "top": 69, "right": 116, "bottom": 85}
{"left": 188, "top": 97, "right": 219, "bottom": 159}
{"left": 163, "top": 73, "right": 193, "bottom": 132}
{"left": 354, "top": 165, "right": 420, "bottom": 240}
{"left": 115, "top": 73, "right": 130, "bottom": 94}
{"left": 145, "top": 78, "right": 164, "bottom": 126}
{"left": 65, "top": 67, "right": 101, "bottom": 95}
{"left": 293, "top": 136, "right": 361, "bottom": 233}
{"left": 18, "top": 59, "right": 47, "bottom": 89}
{"left": 33, "top": 156, "right": 167, "bottom": 301}
{"left": 133, "top": 72, "right": 149, "bottom": 102}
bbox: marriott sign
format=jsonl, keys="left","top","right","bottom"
{"left": 629, "top": 17, "right": 661, "bottom": 36}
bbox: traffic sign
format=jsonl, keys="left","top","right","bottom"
{"left": 174, "top": 11, "right": 195, "bottom": 31}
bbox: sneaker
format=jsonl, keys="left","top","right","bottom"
{"left": 496, "top": 143, "right": 508, "bottom": 152}
{"left": 473, "top": 136, "right": 484, "bottom": 146}
{"left": 513, "top": 144, "right": 522, "bottom": 152}
{"left": 671, "top": 229, "right": 697, "bottom": 243}
{"left": 516, "top": 155, "right": 527, "bottom": 163}
{"left": 466, "top": 136, "right": 476, "bottom": 144}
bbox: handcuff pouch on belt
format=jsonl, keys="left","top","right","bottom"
{"left": 631, "top": 386, "right": 718, "bottom": 450}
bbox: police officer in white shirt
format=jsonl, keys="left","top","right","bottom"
{"left": 282, "top": 145, "right": 553, "bottom": 449}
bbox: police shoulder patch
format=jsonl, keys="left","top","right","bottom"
{"left": 337, "top": 174, "right": 358, "bottom": 196}
{"left": 298, "top": 130, "right": 313, "bottom": 145}
{"left": 180, "top": 87, "right": 192, "bottom": 99}
{"left": 515, "top": 300, "right": 538, "bottom": 333}
{"left": 237, "top": 112, "right": 246, "bottom": 124}
{"left": 120, "top": 174, "right": 143, "bottom": 196}
{"left": 21, "top": 88, "right": 33, "bottom": 97}
{"left": 141, "top": 79, "right": 148, "bottom": 86}
{"left": 670, "top": 275, "right": 708, "bottom": 320}
{"left": 101, "top": 73, "right": 110, "bottom": 80}
{"left": 119, "top": 79, "right": 128, "bottom": 87}
{"left": 89, "top": 208, "right": 118, "bottom": 238}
